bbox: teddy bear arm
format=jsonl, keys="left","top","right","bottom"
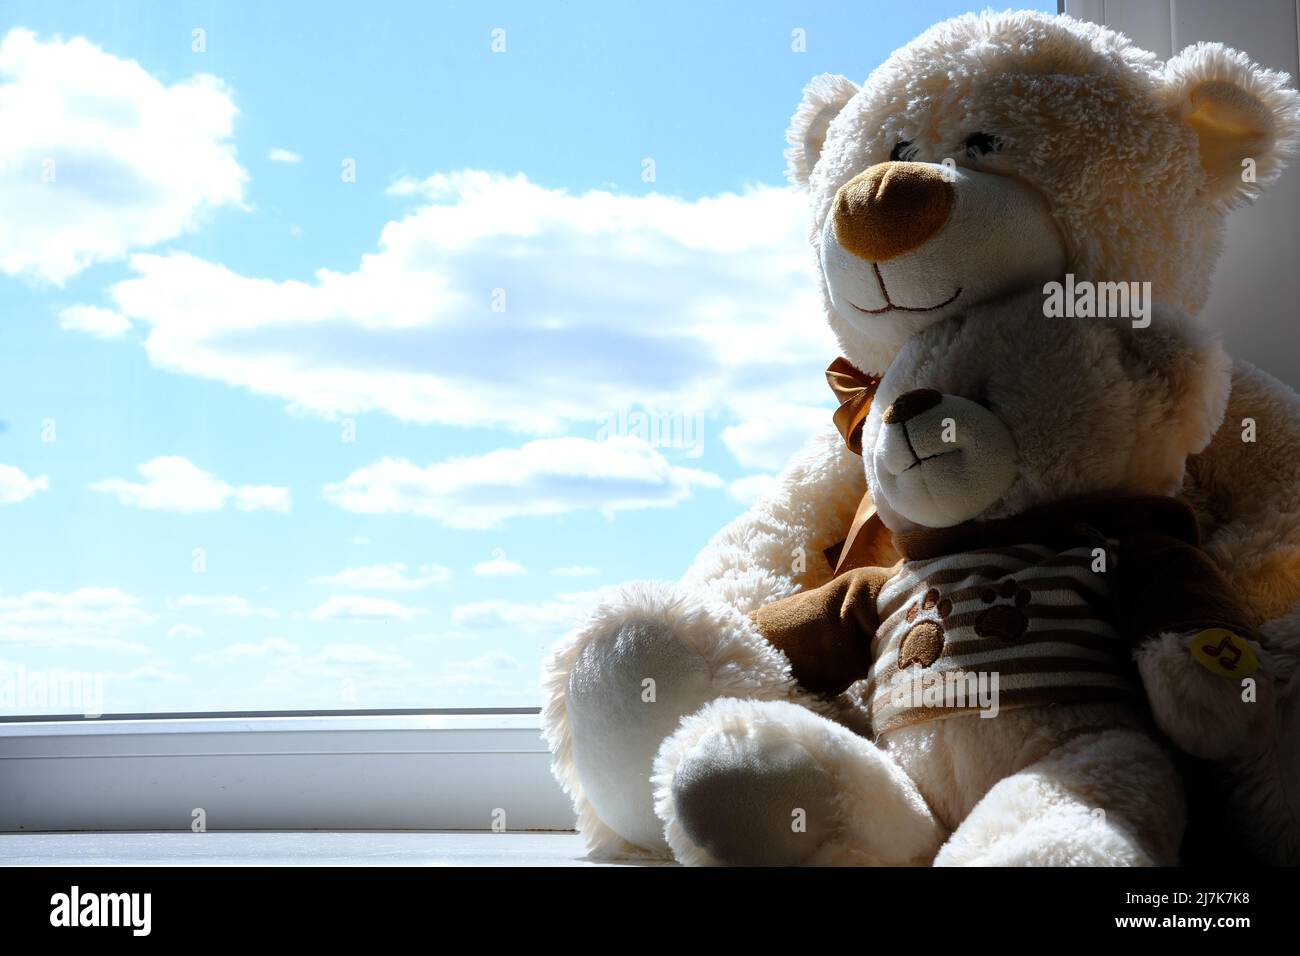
{"left": 751, "top": 565, "right": 889, "bottom": 695}
{"left": 679, "top": 428, "right": 868, "bottom": 610}
{"left": 1117, "top": 531, "right": 1271, "bottom": 759}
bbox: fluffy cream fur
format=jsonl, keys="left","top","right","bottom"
{"left": 653, "top": 698, "right": 944, "bottom": 866}
{"left": 647, "top": 303, "right": 1208, "bottom": 866}
{"left": 679, "top": 425, "right": 867, "bottom": 603}
{"left": 794, "top": 11, "right": 1300, "bottom": 370}
{"left": 857, "top": 290, "right": 1233, "bottom": 531}
{"left": 1136, "top": 630, "right": 1274, "bottom": 759}
{"left": 542, "top": 9, "right": 1300, "bottom": 865}
{"left": 551, "top": 299, "right": 1225, "bottom": 866}
{"left": 541, "top": 582, "right": 798, "bottom": 857}
{"left": 1230, "top": 603, "right": 1300, "bottom": 864}
{"left": 929, "top": 724, "right": 1185, "bottom": 866}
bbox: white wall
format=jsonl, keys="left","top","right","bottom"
{"left": 1064, "top": 0, "right": 1300, "bottom": 387}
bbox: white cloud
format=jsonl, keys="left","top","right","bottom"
{"left": 0, "top": 587, "right": 154, "bottom": 650}
{"left": 312, "top": 562, "right": 451, "bottom": 591}
{"left": 268, "top": 147, "right": 300, "bottom": 164}
{"left": 109, "top": 663, "right": 184, "bottom": 684}
{"left": 309, "top": 595, "right": 425, "bottom": 622}
{"left": 727, "top": 473, "right": 779, "bottom": 505}
{"left": 0, "top": 464, "right": 48, "bottom": 504}
{"left": 0, "top": 28, "right": 245, "bottom": 283}
{"left": 195, "top": 649, "right": 531, "bottom": 709}
{"left": 231, "top": 484, "right": 292, "bottom": 512}
{"left": 314, "top": 643, "right": 409, "bottom": 668}
{"left": 385, "top": 176, "right": 427, "bottom": 197}
{"left": 166, "top": 623, "right": 204, "bottom": 639}
{"left": 96, "top": 171, "right": 834, "bottom": 432}
{"left": 451, "top": 591, "right": 601, "bottom": 634}
{"left": 324, "top": 436, "right": 721, "bottom": 529}
{"left": 169, "top": 595, "right": 279, "bottom": 619}
{"left": 550, "top": 565, "right": 599, "bottom": 577}
{"left": 91, "top": 456, "right": 290, "bottom": 513}
{"left": 447, "top": 652, "right": 519, "bottom": 672}
{"left": 196, "top": 637, "right": 299, "bottom": 661}
{"left": 720, "top": 405, "right": 831, "bottom": 471}
{"left": 57, "top": 305, "right": 132, "bottom": 338}
{"left": 472, "top": 552, "right": 527, "bottom": 577}
{"left": 222, "top": 644, "right": 412, "bottom": 698}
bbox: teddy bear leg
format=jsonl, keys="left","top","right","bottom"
{"left": 653, "top": 697, "right": 946, "bottom": 866}
{"left": 935, "top": 728, "right": 1185, "bottom": 866}
{"left": 542, "top": 582, "right": 797, "bottom": 859}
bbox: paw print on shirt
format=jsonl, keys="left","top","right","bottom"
{"left": 899, "top": 588, "right": 952, "bottom": 669}
{"left": 975, "top": 579, "right": 1031, "bottom": 641}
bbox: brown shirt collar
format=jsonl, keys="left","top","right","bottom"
{"left": 891, "top": 494, "right": 1201, "bottom": 562}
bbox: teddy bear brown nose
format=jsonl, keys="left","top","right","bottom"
{"left": 832, "top": 162, "right": 956, "bottom": 263}
{"left": 882, "top": 388, "right": 943, "bottom": 425}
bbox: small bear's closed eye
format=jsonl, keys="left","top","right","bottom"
{"left": 890, "top": 139, "right": 920, "bottom": 162}
{"left": 963, "top": 132, "right": 1002, "bottom": 157}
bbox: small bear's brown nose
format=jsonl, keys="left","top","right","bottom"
{"left": 832, "top": 162, "right": 955, "bottom": 262}
{"left": 883, "top": 388, "right": 943, "bottom": 425}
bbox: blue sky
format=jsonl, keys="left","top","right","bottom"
{"left": 0, "top": 1, "right": 1053, "bottom": 715}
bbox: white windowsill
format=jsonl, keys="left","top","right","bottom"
{"left": 0, "top": 712, "right": 578, "bottom": 834}
{"left": 0, "top": 830, "right": 639, "bottom": 867}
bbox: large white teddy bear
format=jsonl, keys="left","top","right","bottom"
{"left": 543, "top": 10, "right": 1300, "bottom": 864}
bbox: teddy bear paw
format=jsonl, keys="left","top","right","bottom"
{"left": 654, "top": 701, "right": 843, "bottom": 866}
{"left": 544, "top": 582, "right": 796, "bottom": 858}
{"left": 653, "top": 697, "right": 945, "bottom": 866}
{"left": 974, "top": 580, "right": 1031, "bottom": 642}
{"left": 900, "top": 588, "right": 952, "bottom": 668}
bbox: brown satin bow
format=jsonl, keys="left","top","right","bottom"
{"left": 826, "top": 356, "right": 882, "bottom": 456}
{"left": 823, "top": 357, "right": 896, "bottom": 575}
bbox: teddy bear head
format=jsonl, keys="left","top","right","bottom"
{"left": 858, "top": 287, "right": 1231, "bottom": 532}
{"left": 788, "top": 10, "right": 1300, "bottom": 377}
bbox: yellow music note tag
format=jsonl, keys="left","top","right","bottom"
{"left": 1190, "top": 628, "right": 1259, "bottom": 678}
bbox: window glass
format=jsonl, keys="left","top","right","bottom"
{"left": 0, "top": 0, "right": 1055, "bottom": 715}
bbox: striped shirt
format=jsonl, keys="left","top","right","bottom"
{"left": 864, "top": 542, "right": 1140, "bottom": 734}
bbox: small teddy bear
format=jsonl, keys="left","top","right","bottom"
{"left": 648, "top": 290, "right": 1267, "bottom": 866}
{"left": 553, "top": 287, "right": 1267, "bottom": 865}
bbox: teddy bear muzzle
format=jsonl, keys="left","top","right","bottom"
{"left": 833, "top": 161, "right": 956, "bottom": 263}
{"left": 872, "top": 390, "right": 1019, "bottom": 528}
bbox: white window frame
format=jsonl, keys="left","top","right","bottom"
{"left": 0, "top": 710, "right": 575, "bottom": 833}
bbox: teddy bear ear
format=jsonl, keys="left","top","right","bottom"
{"left": 1161, "top": 43, "right": 1300, "bottom": 207}
{"left": 785, "top": 73, "right": 860, "bottom": 188}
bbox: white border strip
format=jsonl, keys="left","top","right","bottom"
{"left": 0, "top": 714, "right": 576, "bottom": 833}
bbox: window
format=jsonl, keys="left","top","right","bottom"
{"left": 0, "top": 1, "right": 1053, "bottom": 722}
